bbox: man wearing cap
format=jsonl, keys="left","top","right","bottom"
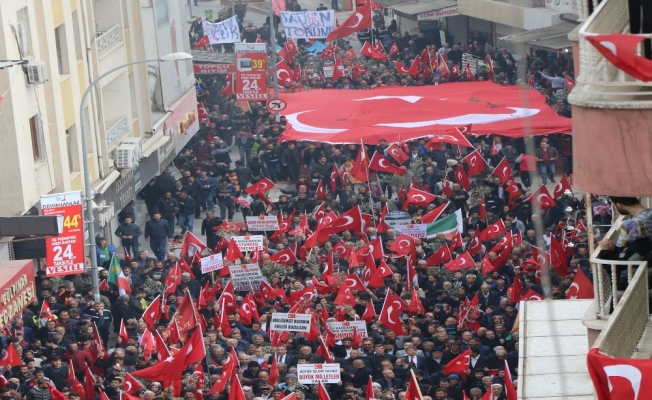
{"left": 279, "top": 373, "right": 299, "bottom": 395}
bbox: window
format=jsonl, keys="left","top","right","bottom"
{"left": 29, "top": 115, "right": 46, "bottom": 161}
{"left": 54, "top": 25, "right": 70, "bottom": 75}
{"left": 66, "top": 126, "right": 79, "bottom": 172}
{"left": 71, "top": 11, "right": 83, "bottom": 60}
{"left": 155, "top": 0, "right": 169, "bottom": 27}
{"left": 16, "top": 7, "right": 32, "bottom": 57}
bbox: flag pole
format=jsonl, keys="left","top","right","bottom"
{"left": 361, "top": 139, "right": 377, "bottom": 229}
{"left": 410, "top": 369, "right": 424, "bottom": 399}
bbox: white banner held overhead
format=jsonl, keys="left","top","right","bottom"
{"left": 280, "top": 11, "right": 335, "bottom": 39}
{"left": 200, "top": 253, "right": 224, "bottom": 273}
{"left": 231, "top": 235, "right": 264, "bottom": 252}
{"left": 270, "top": 313, "right": 312, "bottom": 332}
{"left": 228, "top": 263, "right": 264, "bottom": 290}
{"left": 326, "top": 321, "right": 368, "bottom": 340}
{"left": 297, "top": 364, "right": 341, "bottom": 384}
{"left": 245, "top": 216, "right": 280, "bottom": 231}
{"left": 203, "top": 16, "right": 242, "bottom": 44}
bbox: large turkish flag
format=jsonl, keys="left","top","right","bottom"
{"left": 279, "top": 82, "right": 572, "bottom": 144}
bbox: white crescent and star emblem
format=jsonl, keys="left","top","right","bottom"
{"left": 378, "top": 158, "right": 390, "bottom": 168}
{"left": 346, "top": 278, "right": 357, "bottom": 288}
{"left": 599, "top": 41, "right": 618, "bottom": 56}
{"left": 491, "top": 225, "right": 500, "bottom": 233}
{"left": 349, "top": 13, "right": 364, "bottom": 28}
{"left": 279, "top": 254, "right": 290, "bottom": 262}
{"left": 502, "top": 166, "right": 509, "bottom": 177}
{"left": 470, "top": 156, "right": 477, "bottom": 165}
{"left": 338, "top": 216, "right": 354, "bottom": 227}
{"left": 354, "top": 96, "right": 423, "bottom": 104}
{"left": 399, "top": 239, "right": 411, "bottom": 248}
{"left": 386, "top": 306, "right": 395, "bottom": 323}
{"left": 376, "top": 108, "right": 540, "bottom": 129}
{"left": 537, "top": 255, "right": 547, "bottom": 265}
{"left": 568, "top": 282, "right": 580, "bottom": 299}
{"left": 458, "top": 257, "right": 467, "bottom": 265}
{"left": 604, "top": 364, "right": 641, "bottom": 399}
{"left": 528, "top": 294, "right": 543, "bottom": 300}
{"left": 412, "top": 194, "right": 426, "bottom": 202}
{"left": 537, "top": 194, "right": 549, "bottom": 205}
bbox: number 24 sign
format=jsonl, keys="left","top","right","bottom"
{"left": 40, "top": 191, "right": 86, "bottom": 277}
{"left": 235, "top": 43, "right": 268, "bottom": 101}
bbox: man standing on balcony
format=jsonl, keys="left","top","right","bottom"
{"left": 534, "top": 141, "right": 559, "bottom": 184}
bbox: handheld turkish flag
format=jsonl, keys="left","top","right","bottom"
{"left": 0, "top": 344, "right": 22, "bottom": 367}
{"left": 405, "top": 370, "right": 424, "bottom": 400}
{"left": 550, "top": 234, "right": 572, "bottom": 277}
{"left": 426, "top": 126, "right": 474, "bottom": 149}
{"left": 390, "top": 233, "right": 417, "bottom": 256}
{"left": 123, "top": 247, "right": 132, "bottom": 263}
{"left": 492, "top": 158, "right": 512, "bottom": 185}
{"left": 408, "top": 55, "right": 421, "bottom": 78}
{"left": 586, "top": 347, "right": 652, "bottom": 400}
{"left": 404, "top": 187, "right": 437, "bottom": 207}
{"left": 379, "top": 292, "right": 406, "bottom": 335}
{"left": 386, "top": 143, "right": 409, "bottom": 164}
{"left": 318, "top": 45, "right": 337, "bottom": 59}
{"left": 141, "top": 329, "right": 155, "bottom": 360}
{"left": 369, "top": 152, "right": 407, "bottom": 175}
{"left": 221, "top": 75, "right": 233, "bottom": 96}
{"left": 454, "top": 165, "right": 471, "bottom": 191}
{"left": 490, "top": 232, "right": 512, "bottom": 253}
{"left": 444, "top": 252, "right": 475, "bottom": 272}
{"left": 350, "top": 141, "right": 370, "bottom": 182}
{"left": 212, "top": 361, "right": 235, "bottom": 393}
{"left": 315, "top": 180, "right": 326, "bottom": 200}
{"left": 326, "top": 1, "right": 372, "bottom": 41}
{"left": 218, "top": 281, "right": 238, "bottom": 315}
{"left": 154, "top": 330, "right": 171, "bottom": 362}
{"left": 316, "top": 336, "right": 335, "bottom": 362}
{"left": 318, "top": 381, "right": 331, "bottom": 400}
{"left": 361, "top": 301, "right": 376, "bottom": 322}
{"left": 442, "top": 348, "right": 471, "bottom": 375}
{"left": 268, "top": 355, "right": 280, "bottom": 385}
{"left": 504, "top": 360, "right": 517, "bottom": 400}
{"left": 486, "top": 55, "right": 495, "bottom": 81}
{"left": 71, "top": 379, "right": 85, "bottom": 399}
{"left": 464, "top": 63, "right": 476, "bottom": 81}
{"left": 407, "top": 288, "right": 425, "bottom": 315}
{"left": 566, "top": 267, "right": 594, "bottom": 299}
{"left": 586, "top": 34, "right": 652, "bottom": 82}
{"left": 83, "top": 367, "right": 96, "bottom": 400}
{"left": 142, "top": 295, "right": 161, "bottom": 330}
{"left": 333, "top": 285, "right": 357, "bottom": 306}
{"left": 218, "top": 301, "right": 232, "bottom": 337}
{"left": 527, "top": 184, "right": 557, "bottom": 210}
{"left": 175, "top": 293, "right": 198, "bottom": 341}
{"left": 478, "top": 219, "right": 507, "bottom": 242}
{"left": 425, "top": 244, "right": 452, "bottom": 265}
{"left": 118, "top": 320, "right": 129, "bottom": 345}
{"left": 467, "top": 236, "right": 482, "bottom": 256}
{"left": 553, "top": 174, "right": 573, "bottom": 198}
{"left": 193, "top": 35, "right": 210, "bottom": 48}
{"left": 368, "top": 260, "right": 392, "bottom": 288}
{"left": 464, "top": 149, "right": 487, "bottom": 177}
{"left": 389, "top": 42, "right": 399, "bottom": 55}
{"left": 182, "top": 325, "right": 207, "bottom": 366}
{"left": 276, "top": 60, "right": 295, "bottom": 84}
{"left": 245, "top": 177, "right": 275, "bottom": 195}
{"left": 522, "top": 289, "right": 545, "bottom": 301}
{"left": 343, "top": 47, "right": 356, "bottom": 61}
{"left": 420, "top": 202, "right": 450, "bottom": 224}
{"left": 509, "top": 276, "right": 524, "bottom": 304}
{"left": 373, "top": 40, "right": 385, "bottom": 53}
{"left": 180, "top": 232, "right": 207, "bottom": 261}
{"left": 319, "top": 206, "right": 363, "bottom": 237}
{"left": 437, "top": 54, "right": 450, "bottom": 78}
{"left": 360, "top": 41, "right": 389, "bottom": 60}
{"left": 344, "top": 274, "right": 367, "bottom": 291}
{"left": 270, "top": 247, "right": 297, "bottom": 266}
{"left": 40, "top": 299, "right": 57, "bottom": 321}
{"left": 164, "top": 262, "right": 181, "bottom": 295}
{"left": 565, "top": 75, "right": 575, "bottom": 90}
{"left": 228, "top": 375, "right": 247, "bottom": 400}
{"left": 225, "top": 239, "right": 243, "bottom": 261}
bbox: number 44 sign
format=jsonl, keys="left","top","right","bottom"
{"left": 235, "top": 43, "right": 268, "bottom": 101}
{"left": 40, "top": 191, "right": 86, "bottom": 277}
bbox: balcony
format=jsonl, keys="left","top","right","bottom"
{"left": 96, "top": 25, "right": 122, "bottom": 55}
{"left": 105, "top": 116, "right": 130, "bottom": 149}
{"left": 568, "top": 0, "right": 652, "bottom": 196}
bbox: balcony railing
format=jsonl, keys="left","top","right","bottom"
{"left": 106, "top": 116, "right": 130, "bottom": 148}
{"left": 568, "top": 0, "right": 652, "bottom": 107}
{"left": 96, "top": 25, "right": 121, "bottom": 55}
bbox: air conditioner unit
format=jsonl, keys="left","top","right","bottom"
{"left": 26, "top": 63, "right": 49, "bottom": 84}
{"left": 115, "top": 143, "right": 139, "bottom": 169}
{"left": 121, "top": 137, "right": 142, "bottom": 160}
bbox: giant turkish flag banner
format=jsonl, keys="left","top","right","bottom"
{"left": 587, "top": 347, "right": 652, "bottom": 400}
{"left": 279, "top": 82, "right": 572, "bottom": 144}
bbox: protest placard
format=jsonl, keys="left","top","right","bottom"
{"left": 326, "top": 321, "right": 368, "bottom": 340}
{"left": 270, "top": 313, "right": 312, "bottom": 332}
{"left": 200, "top": 253, "right": 224, "bottom": 273}
{"left": 203, "top": 16, "right": 241, "bottom": 44}
{"left": 297, "top": 364, "right": 341, "bottom": 384}
{"left": 231, "top": 235, "right": 264, "bottom": 252}
{"left": 394, "top": 223, "right": 427, "bottom": 239}
{"left": 228, "top": 263, "right": 264, "bottom": 291}
{"left": 245, "top": 216, "right": 280, "bottom": 231}
{"left": 280, "top": 11, "right": 335, "bottom": 39}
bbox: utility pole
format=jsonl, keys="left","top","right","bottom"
{"left": 269, "top": 3, "right": 280, "bottom": 122}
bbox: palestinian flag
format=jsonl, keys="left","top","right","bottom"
{"left": 108, "top": 254, "right": 131, "bottom": 296}
{"left": 426, "top": 209, "right": 463, "bottom": 240}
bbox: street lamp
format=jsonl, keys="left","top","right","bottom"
{"left": 80, "top": 52, "right": 193, "bottom": 301}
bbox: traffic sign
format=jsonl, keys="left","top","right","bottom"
{"left": 267, "top": 98, "right": 287, "bottom": 112}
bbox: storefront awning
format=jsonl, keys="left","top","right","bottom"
{"left": 142, "top": 134, "right": 171, "bottom": 158}
{"left": 390, "top": 0, "right": 459, "bottom": 20}
{"left": 190, "top": 50, "right": 235, "bottom": 64}
{"left": 498, "top": 22, "right": 577, "bottom": 53}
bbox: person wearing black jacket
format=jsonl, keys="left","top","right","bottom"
{"left": 177, "top": 192, "right": 196, "bottom": 234}
{"left": 201, "top": 211, "right": 223, "bottom": 250}
{"left": 110, "top": 295, "right": 135, "bottom": 333}
{"left": 42, "top": 356, "right": 69, "bottom": 390}
{"left": 114, "top": 218, "right": 142, "bottom": 259}
{"left": 155, "top": 192, "right": 179, "bottom": 234}
{"left": 250, "top": 195, "right": 267, "bottom": 216}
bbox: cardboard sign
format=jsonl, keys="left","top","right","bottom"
{"left": 246, "top": 216, "right": 280, "bottom": 231}
{"left": 297, "top": 364, "right": 341, "bottom": 384}
{"left": 228, "top": 263, "right": 264, "bottom": 291}
{"left": 394, "top": 223, "right": 427, "bottom": 239}
{"left": 326, "top": 321, "right": 368, "bottom": 340}
{"left": 231, "top": 235, "right": 264, "bottom": 252}
{"left": 200, "top": 253, "right": 224, "bottom": 273}
{"left": 270, "top": 313, "right": 312, "bottom": 332}
{"left": 40, "top": 192, "right": 85, "bottom": 277}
